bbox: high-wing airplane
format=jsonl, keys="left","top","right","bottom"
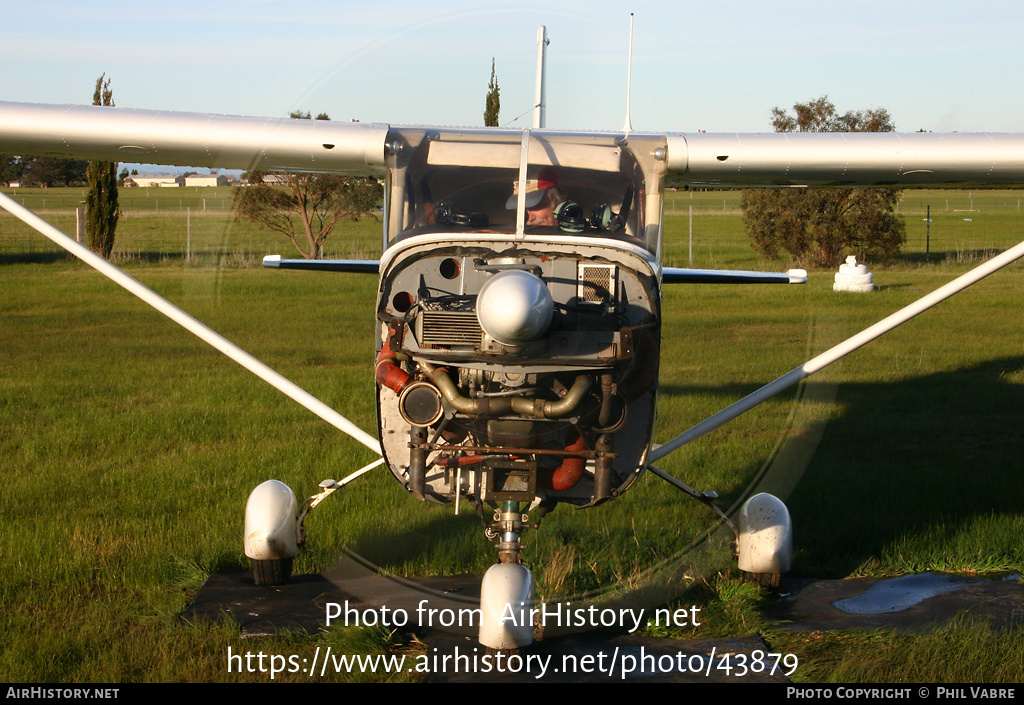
{"left": 2, "top": 98, "right": 1024, "bottom": 652}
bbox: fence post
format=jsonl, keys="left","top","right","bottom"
{"left": 76, "top": 203, "right": 86, "bottom": 243}
{"left": 926, "top": 205, "right": 930, "bottom": 261}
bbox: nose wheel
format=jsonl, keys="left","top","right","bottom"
{"left": 478, "top": 501, "right": 537, "bottom": 651}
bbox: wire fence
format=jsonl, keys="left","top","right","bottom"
{"left": 4, "top": 187, "right": 1024, "bottom": 266}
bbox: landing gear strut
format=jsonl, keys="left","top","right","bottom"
{"left": 479, "top": 501, "right": 536, "bottom": 650}
{"left": 243, "top": 460, "right": 383, "bottom": 586}
{"left": 648, "top": 466, "right": 792, "bottom": 587}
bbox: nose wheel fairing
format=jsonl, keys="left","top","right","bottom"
{"left": 374, "top": 237, "right": 661, "bottom": 510}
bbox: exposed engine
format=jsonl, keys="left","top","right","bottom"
{"left": 375, "top": 239, "right": 660, "bottom": 509}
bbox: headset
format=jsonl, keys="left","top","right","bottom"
{"left": 554, "top": 201, "right": 623, "bottom": 233}
{"left": 553, "top": 200, "right": 587, "bottom": 233}
{"left": 434, "top": 202, "right": 489, "bottom": 227}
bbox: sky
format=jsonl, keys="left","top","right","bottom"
{"left": 4, "top": 0, "right": 1023, "bottom": 140}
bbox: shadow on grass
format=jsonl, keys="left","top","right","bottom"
{"left": 0, "top": 251, "right": 73, "bottom": 264}
{"left": 652, "top": 356, "right": 1024, "bottom": 579}
{"left": 348, "top": 511, "right": 485, "bottom": 570}
{"left": 785, "top": 355, "right": 1024, "bottom": 576}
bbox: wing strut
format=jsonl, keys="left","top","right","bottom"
{"left": 0, "top": 191, "right": 382, "bottom": 457}
{"left": 650, "top": 239, "right": 1024, "bottom": 463}
{"left": 662, "top": 267, "right": 807, "bottom": 284}
{"left": 262, "top": 255, "right": 379, "bottom": 273}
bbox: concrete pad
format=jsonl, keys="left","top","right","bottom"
{"left": 184, "top": 565, "right": 484, "bottom": 638}
{"left": 766, "top": 574, "right": 1024, "bottom": 633}
{"left": 185, "top": 559, "right": 1023, "bottom": 682}
{"left": 184, "top": 559, "right": 788, "bottom": 682}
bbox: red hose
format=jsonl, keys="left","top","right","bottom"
{"left": 538, "top": 431, "right": 587, "bottom": 491}
{"left": 375, "top": 335, "right": 410, "bottom": 393}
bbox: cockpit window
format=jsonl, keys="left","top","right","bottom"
{"left": 383, "top": 128, "right": 666, "bottom": 254}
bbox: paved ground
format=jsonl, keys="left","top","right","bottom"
{"left": 765, "top": 573, "right": 1024, "bottom": 634}
{"left": 184, "top": 557, "right": 1022, "bottom": 682}
{"left": 185, "top": 556, "right": 786, "bottom": 682}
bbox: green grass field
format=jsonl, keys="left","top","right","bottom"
{"left": 1, "top": 187, "right": 1023, "bottom": 682}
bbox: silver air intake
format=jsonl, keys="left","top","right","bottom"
{"left": 476, "top": 270, "right": 553, "bottom": 346}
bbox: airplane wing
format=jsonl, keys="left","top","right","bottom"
{"left": 664, "top": 132, "right": 1024, "bottom": 187}
{"left": 4, "top": 102, "right": 1024, "bottom": 186}
{"left": 0, "top": 102, "right": 389, "bottom": 175}
{"left": 6, "top": 101, "right": 1022, "bottom": 302}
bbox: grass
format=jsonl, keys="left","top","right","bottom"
{"left": 0, "top": 186, "right": 382, "bottom": 263}
{"left": 767, "top": 617, "right": 1024, "bottom": 683}
{"left": 1, "top": 187, "right": 1023, "bottom": 682}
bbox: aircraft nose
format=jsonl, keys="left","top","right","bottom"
{"left": 476, "top": 270, "right": 553, "bottom": 346}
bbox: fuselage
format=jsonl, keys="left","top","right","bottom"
{"left": 373, "top": 127, "right": 669, "bottom": 508}
{"left": 376, "top": 232, "right": 661, "bottom": 507}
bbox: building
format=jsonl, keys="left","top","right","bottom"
{"left": 125, "top": 175, "right": 184, "bottom": 188}
{"left": 184, "top": 174, "right": 229, "bottom": 187}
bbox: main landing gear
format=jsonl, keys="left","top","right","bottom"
{"left": 242, "top": 468, "right": 791, "bottom": 650}
{"left": 243, "top": 479, "right": 299, "bottom": 586}
{"left": 647, "top": 465, "right": 793, "bottom": 587}
{"left": 243, "top": 476, "right": 542, "bottom": 649}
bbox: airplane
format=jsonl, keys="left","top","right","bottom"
{"left": 3, "top": 81, "right": 1024, "bottom": 653}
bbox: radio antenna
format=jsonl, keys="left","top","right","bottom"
{"left": 623, "top": 13, "right": 634, "bottom": 132}
{"left": 533, "top": 26, "right": 549, "bottom": 129}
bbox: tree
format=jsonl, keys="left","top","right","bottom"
{"left": 234, "top": 112, "right": 383, "bottom": 259}
{"left": 86, "top": 74, "right": 119, "bottom": 258}
{"left": 3, "top": 153, "right": 90, "bottom": 187}
{"left": 15, "top": 156, "right": 88, "bottom": 187}
{"left": 0, "top": 155, "right": 23, "bottom": 185}
{"left": 741, "top": 96, "right": 906, "bottom": 267}
{"left": 484, "top": 58, "right": 500, "bottom": 127}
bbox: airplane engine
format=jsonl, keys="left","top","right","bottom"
{"left": 374, "top": 239, "right": 661, "bottom": 511}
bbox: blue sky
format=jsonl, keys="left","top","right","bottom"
{"left": 4, "top": 0, "right": 1023, "bottom": 135}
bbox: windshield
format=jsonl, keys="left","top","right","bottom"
{"left": 383, "top": 128, "right": 667, "bottom": 254}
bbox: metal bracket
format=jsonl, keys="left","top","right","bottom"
{"left": 647, "top": 464, "right": 739, "bottom": 538}
{"left": 296, "top": 458, "right": 384, "bottom": 545}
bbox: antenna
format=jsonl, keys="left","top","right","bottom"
{"left": 533, "top": 26, "right": 549, "bottom": 129}
{"left": 623, "top": 13, "right": 634, "bottom": 132}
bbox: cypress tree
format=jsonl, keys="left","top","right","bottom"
{"left": 86, "top": 74, "right": 119, "bottom": 258}
{"left": 484, "top": 59, "right": 500, "bottom": 127}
